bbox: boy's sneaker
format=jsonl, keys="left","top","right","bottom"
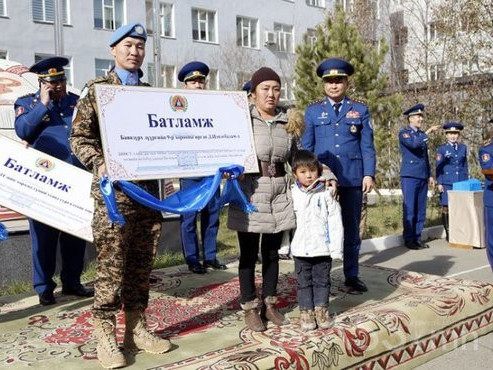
{"left": 300, "top": 309, "right": 316, "bottom": 331}
{"left": 315, "top": 306, "right": 334, "bottom": 329}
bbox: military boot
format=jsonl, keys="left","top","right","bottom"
{"left": 442, "top": 212, "right": 450, "bottom": 242}
{"left": 262, "top": 296, "right": 290, "bottom": 326}
{"left": 241, "top": 299, "right": 266, "bottom": 332}
{"left": 93, "top": 317, "right": 126, "bottom": 369}
{"left": 123, "top": 310, "right": 171, "bottom": 354}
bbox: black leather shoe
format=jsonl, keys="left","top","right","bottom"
{"left": 204, "top": 259, "right": 227, "bottom": 270}
{"left": 39, "top": 291, "right": 56, "bottom": 305}
{"left": 415, "top": 241, "right": 430, "bottom": 249}
{"left": 188, "top": 262, "right": 207, "bottom": 274}
{"left": 62, "top": 285, "right": 94, "bottom": 297}
{"left": 344, "top": 277, "right": 368, "bottom": 292}
{"left": 405, "top": 241, "right": 421, "bottom": 250}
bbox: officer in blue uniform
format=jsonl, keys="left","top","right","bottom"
{"left": 14, "top": 57, "right": 93, "bottom": 305}
{"left": 436, "top": 122, "right": 469, "bottom": 241}
{"left": 479, "top": 125, "right": 493, "bottom": 270}
{"left": 399, "top": 104, "right": 440, "bottom": 250}
{"left": 302, "top": 58, "right": 376, "bottom": 292}
{"left": 178, "top": 61, "right": 226, "bottom": 274}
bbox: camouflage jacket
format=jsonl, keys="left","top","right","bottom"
{"left": 70, "top": 71, "right": 160, "bottom": 212}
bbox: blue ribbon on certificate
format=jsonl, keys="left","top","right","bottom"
{"left": 0, "top": 222, "right": 7, "bottom": 241}
{"left": 99, "top": 165, "right": 257, "bottom": 224}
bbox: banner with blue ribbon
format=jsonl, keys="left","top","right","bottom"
{"left": 100, "top": 165, "right": 257, "bottom": 225}
{"left": 0, "top": 222, "right": 7, "bottom": 241}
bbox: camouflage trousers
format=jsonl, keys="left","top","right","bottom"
{"left": 91, "top": 200, "right": 162, "bottom": 320}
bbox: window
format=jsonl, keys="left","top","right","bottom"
{"left": 208, "top": 69, "right": 219, "bottom": 90}
{"left": 237, "top": 71, "right": 250, "bottom": 90}
{"left": 0, "top": 50, "right": 7, "bottom": 60}
{"left": 280, "top": 79, "right": 294, "bottom": 101}
{"left": 429, "top": 64, "right": 444, "bottom": 81}
{"left": 145, "top": 1, "right": 174, "bottom": 37}
{"left": 304, "top": 28, "right": 317, "bottom": 45}
{"left": 32, "top": 0, "right": 70, "bottom": 24}
{"left": 147, "top": 64, "right": 176, "bottom": 87}
{"left": 427, "top": 22, "right": 441, "bottom": 41}
{"left": 274, "top": 23, "right": 294, "bottom": 53}
{"left": 95, "top": 58, "right": 113, "bottom": 77}
{"left": 393, "top": 26, "right": 408, "bottom": 47}
{"left": 192, "top": 8, "right": 217, "bottom": 43}
{"left": 306, "top": 0, "right": 325, "bottom": 7}
{"left": 237, "top": 16, "right": 258, "bottom": 48}
{"left": 35, "top": 53, "right": 73, "bottom": 85}
{"left": 336, "top": 0, "right": 354, "bottom": 12}
{"left": 94, "top": 0, "right": 125, "bottom": 30}
{"left": 0, "top": 0, "right": 6, "bottom": 17}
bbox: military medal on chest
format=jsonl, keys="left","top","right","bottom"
{"left": 350, "top": 125, "right": 357, "bottom": 133}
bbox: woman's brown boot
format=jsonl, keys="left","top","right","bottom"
{"left": 241, "top": 299, "right": 266, "bottom": 332}
{"left": 262, "top": 296, "right": 290, "bottom": 326}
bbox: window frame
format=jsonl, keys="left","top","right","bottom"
{"left": 0, "top": 0, "right": 7, "bottom": 17}
{"left": 274, "top": 22, "right": 294, "bottom": 53}
{"left": 32, "top": 0, "right": 71, "bottom": 25}
{"left": 191, "top": 7, "right": 217, "bottom": 43}
{"left": 94, "top": 0, "right": 125, "bottom": 31}
{"left": 95, "top": 58, "right": 114, "bottom": 78}
{"left": 145, "top": 1, "right": 174, "bottom": 38}
{"left": 237, "top": 16, "right": 258, "bottom": 49}
{"left": 306, "top": 0, "right": 325, "bottom": 8}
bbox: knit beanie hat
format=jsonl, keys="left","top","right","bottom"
{"left": 251, "top": 67, "right": 281, "bottom": 92}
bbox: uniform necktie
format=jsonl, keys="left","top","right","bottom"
{"left": 453, "top": 143, "right": 457, "bottom": 151}
{"left": 334, "top": 103, "right": 341, "bottom": 116}
{"left": 127, "top": 73, "right": 138, "bottom": 86}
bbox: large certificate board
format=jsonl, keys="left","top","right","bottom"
{"left": 95, "top": 85, "right": 259, "bottom": 181}
{"left": 0, "top": 135, "right": 94, "bottom": 242}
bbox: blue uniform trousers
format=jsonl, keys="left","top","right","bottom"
{"left": 180, "top": 178, "right": 220, "bottom": 264}
{"left": 339, "top": 187, "right": 362, "bottom": 278}
{"left": 401, "top": 177, "right": 428, "bottom": 243}
{"left": 439, "top": 184, "right": 453, "bottom": 206}
{"left": 29, "top": 219, "right": 86, "bottom": 294}
{"left": 485, "top": 206, "right": 493, "bottom": 270}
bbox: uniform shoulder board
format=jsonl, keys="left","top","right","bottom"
{"left": 17, "top": 93, "right": 35, "bottom": 100}
{"left": 307, "top": 98, "right": 324, "bottom": 106}
{"left": 349, "top": 96, "right": 367, "bottom": 106}
{"left": 91, "top": 75, "right": 111, "bottom": 85}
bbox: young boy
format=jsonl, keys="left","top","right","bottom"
{"left": 290, "top": 150, "right": 343, "bottom": 331}
{"left": 436, "top": 122, "right": 469, "bottom": 241}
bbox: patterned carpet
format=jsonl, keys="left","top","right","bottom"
{"left": 0, "top": 261, "right": 492, "bottom": 369}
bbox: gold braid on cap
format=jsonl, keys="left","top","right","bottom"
{"left": 37, "top": 70, "right": 65, "bottom": 78}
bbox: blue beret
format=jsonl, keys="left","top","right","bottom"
{"left": 443, "top": 122, "right": 464, "bottom": 132}
{"left": 242, "top": 80, "right": 252, "bottom": 93}
{"left": 317, "top": 58, "right": 354, "bottom": 79}
{"left": 109, "top": 23, "right": 147, "bottom": 46}
{"left": 178, "top": 61, "right": 209, "bottom": 82}
{"left": 403, "top": 103, "right": 425, "bottom": 116}
{"left": 29, "top": 57, "right": 68, "bottom": 82}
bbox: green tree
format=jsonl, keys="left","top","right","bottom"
{"left": 294, "top": 5, "right": 403, "bottom": 188}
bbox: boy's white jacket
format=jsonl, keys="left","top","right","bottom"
{"left": 290, "top": 178, "right": 344, "bottom": 260}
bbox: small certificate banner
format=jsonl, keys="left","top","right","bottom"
{"left": 95, "top": 85, "right": 259, "bottom": 181}
{"left": 0, "top": 135, "right": 94, "bottom": 242}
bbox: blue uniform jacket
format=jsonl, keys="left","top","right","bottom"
{"left": 479, "top": 143, "right": 493, "bottom": 207}
{"left": 436, "top": 142, "right": 468, "bottom": 185}
{"left": 14, "top": 91, "right": 83, "bottom": 168}
{"left": 398, "top": 126, "right": 430, "bottom": 179}
{"left": 302, "top": 96, "right": 376, "bottom": 187}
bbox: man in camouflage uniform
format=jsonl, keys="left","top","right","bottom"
{"left": 70, "top": 23, "right": 170, "bottom": 368}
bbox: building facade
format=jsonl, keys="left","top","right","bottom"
{"left": 0, "top": 0, "right": 331, "bottom": 101}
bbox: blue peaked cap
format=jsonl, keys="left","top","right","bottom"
{"left": 317, "top": 58, "right": 354, "bottom": 79}
{"left": 443, "top": 122, "right": 464, "bottom": 132}
{"left": 242, "top": 80, "right": 252, "bottom": 93}
{"left": 403, "top": 103, "right": 425, "bottom": 116}
{"left": 109, "top": 23, "right": 147, "bottom": 46}
{"left": 178, "top": 61, "right": 209, "bottom": 82}
{"left": 29, "top": 57, "right": 68, "bottom": 82}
